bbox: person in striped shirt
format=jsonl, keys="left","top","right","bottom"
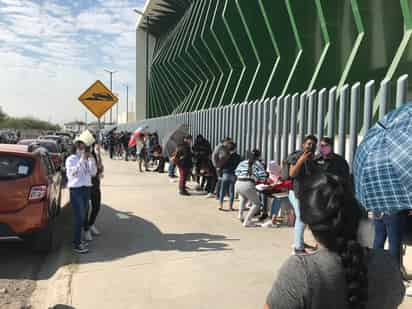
{"left": 235, "top": 149, "right": 268, "bottom": 227}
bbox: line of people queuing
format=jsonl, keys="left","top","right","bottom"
{"left": 169, "top": 133, "right": 409, "bottom": 308}
{"left": 170, "top": 133, "right": 410, "bottom": 263}
{"left": 104, "top": 130, "right": 165, "bottom": 173}
{"left": 67, "top": 128, "right": 410, "bottom": 307}
{"left": 169, "top": 135, "right": 349, "bottom": 230}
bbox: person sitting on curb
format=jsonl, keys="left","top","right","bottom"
{"left": 259, "top": 161, "right": 292, "bottom": 228}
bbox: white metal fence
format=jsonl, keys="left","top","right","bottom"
{"left": 117, "top": 74, "right": 409, "bottom": 167}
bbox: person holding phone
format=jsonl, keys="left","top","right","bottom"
{"left": 66, "top": 141, "right": 97, "bottom": 254}
{"left": 287, "top": 135, "right": 319, "bottom": 254}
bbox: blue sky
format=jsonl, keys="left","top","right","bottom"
{"left": 0, "top": 0, "right": 145, "bottom": 124}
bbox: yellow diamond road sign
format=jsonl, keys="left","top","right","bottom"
{"left": 78, "top": 80, "right": 118, "bottom": 119}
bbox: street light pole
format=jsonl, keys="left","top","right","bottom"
{"left": 126, "top": 84, "right": 129, "bottom": 122}
{"left": 104, "top": 69, "right": 117, "bottom": 124}
{"left": 134, "top": 9, "right": 149, "bottom": 119}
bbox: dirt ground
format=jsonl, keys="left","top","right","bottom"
{"left": 0, "top": 278, "right": 35, "bottom": 309}
{"left": 0, "top": 192, "right": 73, "bottom": 309}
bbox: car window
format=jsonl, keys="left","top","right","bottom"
{"left": 0, "top": 155, "right": 34, "bottom": 180}
{"left": 40, "top": 155, "right": 55, "bottom": 176}
{"left": 47, "top": 155, "right": 56, "bottom": 174}
{"left": 40, "top": 142, "right": 58, "bottom": 153}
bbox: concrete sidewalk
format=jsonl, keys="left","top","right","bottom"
{"left": 68, "top": 158, "right": 412, "bottom": 309}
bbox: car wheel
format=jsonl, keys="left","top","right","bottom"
{"left": 25, "top": 223, "right": 54, "bottom": 253}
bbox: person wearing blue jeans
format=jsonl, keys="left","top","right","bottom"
{"left": 70, "top": 187, "right": 90, "bottom": 247}
{"left": 261, "top": 196, "right": 283, "bottom": 228}
{"left": 219, "top": 173, "right": 236, "bottom": 210}
{"left": 168, "top": 159, "right": 177, "bottom": 178}
{"left": 289, "top": 190, "right": 305, "bottom": 250}
{"left": 66, "top": 140, "right": 97, "bottom": 254}
{"left": 373, "top": 212, "right": 404, "bottom": 264}
{"left": 218, "top": 142, "right": 241, "bottom": 211}
{"left": 287, "top": 135, "right": 319, "bottom": 254}
{"left": 215, "top": 170, "right": 222, "bottom": 200}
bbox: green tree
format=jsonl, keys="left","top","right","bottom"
{"left": 0, "top": 106, "right": 6, "bottom": 122}
{"left": 0, "top": 107, "right": 60, "bottom": 131}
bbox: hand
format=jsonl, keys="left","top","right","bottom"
{"left": 81, "top": 151, "right": 90, "bottom": 160}
{"left": 298, "top": 151, "right": 312, "bottom": 163}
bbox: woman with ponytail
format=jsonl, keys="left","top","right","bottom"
{"left": 264, "top": 172, "right": 405, "bottom": 309}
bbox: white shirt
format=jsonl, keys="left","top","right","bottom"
{"left": 66, "top": 154, "right": 97, "bottom": 188}
{"left": 136, "top": 140, "right": 144, "bottom": 153}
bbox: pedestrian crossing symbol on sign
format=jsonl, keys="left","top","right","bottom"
{"left": 78, "top": 80, "right": 118, "bottom": 119}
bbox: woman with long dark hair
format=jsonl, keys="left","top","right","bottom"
{"left": 84, "top": 143, "right": 104, "bottom": 241}
{"left": 235, "top": 149, "right": 267, "bottom": 227}
{"left": 264, "top": 172, "right": 405, "bottom": 309}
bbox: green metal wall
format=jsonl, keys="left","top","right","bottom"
{"left": 148, "top": 0, "right": 412, "bottom": 118}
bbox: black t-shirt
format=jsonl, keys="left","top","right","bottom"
{"left": 287, "top": 151, "right": 320, "bottom": 198}
{"left": 221, "top": 153, "right": 242, "bottom": 174}
{"left": 314, "top": 153, "right": 350, "bottom": 179}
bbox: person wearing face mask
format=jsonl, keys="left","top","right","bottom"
{"left": 315, "top": 137, "right": 350, "bottom": 180}
{"left": 66, "top": 140, "right": 97, "bottom": 254}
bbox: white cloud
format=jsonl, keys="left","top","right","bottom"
{"left": 0, "top": 0, "right": 144, "bottom": 123}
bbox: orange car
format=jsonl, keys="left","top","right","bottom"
{"left": 0, "top": 144, "right": 62, "bottom": 251}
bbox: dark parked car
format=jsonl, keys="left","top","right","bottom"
{"left": 18, "top": 139, "right": 63, "bottom": 171}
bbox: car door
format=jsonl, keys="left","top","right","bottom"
{"left": 40, "top": 155, "right": 58, "bottom": 209}
{"left": 46, "top": 154, "right": 61, "bottom": 200}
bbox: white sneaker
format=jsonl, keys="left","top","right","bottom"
{"left": 243, "top": 222, "right": 258, "bottom": 228}
{"left": 81, "top": 241, "right": 89, "bottom": 247}
{"left": 90, "top": 225, "right": 100, "bottom": 236}
{"left": 262, "top": 220, "right": 274, "bottom": 228}
{"left": 84, "top": 230, "right": 93, "bottom": 241}
{"left": 406, "top": 286, "right": 412, "bottom": 297}
{"left": 206, "top": 193, "right": 215, "bottom": 198}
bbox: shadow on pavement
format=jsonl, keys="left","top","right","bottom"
{"left": 78, "top": 204, "right": 236, "bottom": 264}
{"left": 0, "top": 203, "right": 74, "bottom": 281}
{"left": 0, "top": 204, "right": 236, "bottom": 280}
